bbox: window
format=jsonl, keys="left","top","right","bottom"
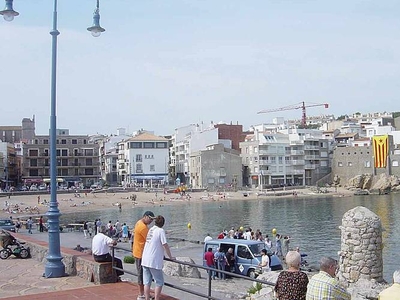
{"left": 156, "top": 142, "right": 167, "bottom": 148}
{"left": 29, "top": 149, "right": 39, "bottom": 156}
{"left": 136, "top": 164, "right": 143, "bottom": 173}
{"left": 61, "top": 159, "right": 68, "bottom": 166}
{"left": 136, "top": 154, "right": 142, "bottom": 162}
{"left": 30, "top": 159, "right": 38, "bottom": 167}
{"left": 61, "top": 139, "right": 67, "bottom": 144}
{"left": 43, "top": 139, "right": 49, "bottom": 144}
{"left": 44, "top": 149, "right": 49, "bottom": 156}
{"left": 278, "top": 157, "right": 283, "bottom": 164}
{"left": 44, "top": 159, "right": 49, "bottom": 166}
{"left": 85, "top": 168, "right": 94, "bottom": 175}
{"left": 72, "top": 139, "right": 77, "bottom": 144}
{"left": 86, "top": 158, "right": 93, "bottom": 166}
{"left": 150, "top": 165, "right": 155, "bottom": 172}
{"left": 56, "top": 149, "right": 60, "bottom": 156}
{"left": 61, "top": 149, "right": 68, "bottom": 156}
{"left": 219, "top": 177, "right": 225, "bottom": 184}
{"left": 365, "top": 161, "right": 371, "bottom": 167}
{"left": 338, "top": 162, "right": 343, "bottom": 167}
{"left": 130, "top": 142, "right": 142, "bottom": 149}
{"left": 84, "top": 149, "right": 94, "bottom": 156}
{"left": 83, "top": 139, "right": 87, "bottom": 144}
{"left": 61, "top": 169, "right": 68, "bottom": 176}
{"left": 347, "top": 162, "right": 352, "bottom": 167}
{"left": 144, "top": 142, "right": 155, "bottom": 148}
{"left": 29, "top": 169, "right": 39, "bottom": 176}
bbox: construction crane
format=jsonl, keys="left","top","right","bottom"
{"left": 257, "top": 101, "right": 329, "bottom": 127}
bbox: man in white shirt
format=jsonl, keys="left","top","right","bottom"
{"left": 92, "top": 225, "right": 124, "bottom": 279}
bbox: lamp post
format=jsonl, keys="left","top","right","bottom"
{"left": 1, "top": 0, "right": 105, "bottom": 278}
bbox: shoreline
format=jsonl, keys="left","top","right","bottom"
{"left": 0, "top": 186, "right": 354, "bottom": 220}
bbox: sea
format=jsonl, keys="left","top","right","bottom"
{"left": 58, "top": 192, "right": 400, "bottom": 282}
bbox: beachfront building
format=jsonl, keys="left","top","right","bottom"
{"left": 240, "top": 128, "right": 330, "bottom": 188}
{"left": 117, "top": 132, "right": 169, "bottom": 187}
{"left": 189, "top": 143, "right": 242, "bottom": 190}
{"left": 21, "top": 129, "right": 100, "bottom": 188}
{"left": 96, "top": 128, "right": 132, "bottom": 186}
{"left": 170, "top": 122, "right": 246, "bottom": 186}
{"left": 0, "top": 141, "right": 19, "bottom": 189}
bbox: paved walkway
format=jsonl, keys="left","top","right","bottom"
{"left": 0, "top": 232, "right": 178, "bottom": 300}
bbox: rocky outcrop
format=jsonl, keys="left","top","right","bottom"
{"left": 163, "top": 257, "right": 201, "bottom": 278}
{"left": 371, "top": 174, "right": 400, "bottom": 191}
{"left": 346, "top": 174, "right": 373, "bottom": 189}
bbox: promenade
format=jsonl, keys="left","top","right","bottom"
{"left": 0, "top": 230, "right": 178, "bottom": 300}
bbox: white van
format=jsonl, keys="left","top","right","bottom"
{"left": 203, "top": 239, "right": 282, "bottom": 278}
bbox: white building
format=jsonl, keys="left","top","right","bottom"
{"left": 118, "top": 132, "right": 169, "bottom": 187}
{"left": 171, "top": 124, "right": 219, "bottom": 184}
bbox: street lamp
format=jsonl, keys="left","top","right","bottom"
{"left": 2, "top": 0, "right": 106, "bottom": 278}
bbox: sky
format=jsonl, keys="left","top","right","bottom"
{"left": 0, "top": 0, "right": 399, "bottom": 136}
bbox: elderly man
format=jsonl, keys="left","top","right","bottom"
{"left": 378, "top": 269, "right": 400, "bottom": 299}
{"left": 306, "top": 257, "right": 350, "bottom": 300}
{"left": 92, "top": 225, "right": 124, "bottom": 279}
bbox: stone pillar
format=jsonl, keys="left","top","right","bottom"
{"left": 338, "top": 206, "right": 383, "bottom": 284}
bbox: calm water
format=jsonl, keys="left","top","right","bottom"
{"left": 59, "top": 193, "right": 400, "bottom": 281}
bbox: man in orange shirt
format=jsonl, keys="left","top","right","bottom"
{"left": 133, "top": 211, "right": 155, "bottom": 300}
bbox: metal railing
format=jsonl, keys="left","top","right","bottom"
{"left": 111, "top": 246, "right": 275, "bottom": 300}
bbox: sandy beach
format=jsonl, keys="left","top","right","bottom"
{"left": 0, "top": 186, "right": 353, "bottom": 220}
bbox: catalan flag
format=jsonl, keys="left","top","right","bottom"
{"left": 372, "top": 135, "right": 389, "bottom": 168}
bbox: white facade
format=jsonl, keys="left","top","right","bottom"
{"left": 172, "top": 124, "right": 220, "bottom": 184}
{"left": 118, "top": 132, "right": 169, "bottom": 187}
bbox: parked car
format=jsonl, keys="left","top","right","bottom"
{"left": 0, "top": 219, "right": 16, "bottom": 232}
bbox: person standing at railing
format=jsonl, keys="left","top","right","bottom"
{"left": 133, "top": 211, "right": 155, "bottom": 300}
{"left": 142, "top": 215, "right": 175, "bottom": 300}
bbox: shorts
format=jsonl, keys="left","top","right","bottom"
{"left": 135, "top": 257, "right": 144, "bottom": 284}
{"left": 143, "top": 266, "right": 164, "bottom": 287}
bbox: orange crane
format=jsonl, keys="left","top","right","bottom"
{"left": 257, "top": 101, "right": 329, "bottom": 127}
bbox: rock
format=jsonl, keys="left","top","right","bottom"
{"left": 347, "top": 174, "right": 372, "bottom": 190}
{"left": 163, "top": 257, "right": 201, "bottom": 278}
{"left": 370, "top": 174, "right": 400, "bottom": 192}
{"left": 348, "top": 278, "right": 388, "bottom": 300}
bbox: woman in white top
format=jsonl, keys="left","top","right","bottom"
{"left": 259, "top": 249, "right": 271, "bottom": 273}
{"left": 142, "top": 215, "right": 175, "bottom": 300}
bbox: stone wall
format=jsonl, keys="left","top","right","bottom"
{"left": 12, "top": 233, "right": 116, "bottom": 284}
{"left": 338, "top": 206, "right": 383, "bottom": 283}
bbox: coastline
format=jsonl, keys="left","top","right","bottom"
{"left": 0, "top": 186, "right": 354, "bottom": 220}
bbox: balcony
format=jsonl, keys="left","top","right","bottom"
{"left": 304, "top": 164, "right": 317, "bottom": 169}
{"left": 304, "top": 155, "right": 318, "bottom": 160}
{"left": 290, "top": 150, "right": 304, "bottom": 155}
{"left": 291, "top": 160, "right": 305, "bottom": 165}
{"left": 304, "top": 145, "right": 319, "bottom": 150}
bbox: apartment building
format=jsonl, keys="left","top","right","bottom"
{"left": 117, "top": 132, "right": 169, "bottom": 187}
{"left": 22, "top": 129, "right": 100, "bottom": 188}
{"left": 240, "top": 129, "right": 330, "bottom": 188}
